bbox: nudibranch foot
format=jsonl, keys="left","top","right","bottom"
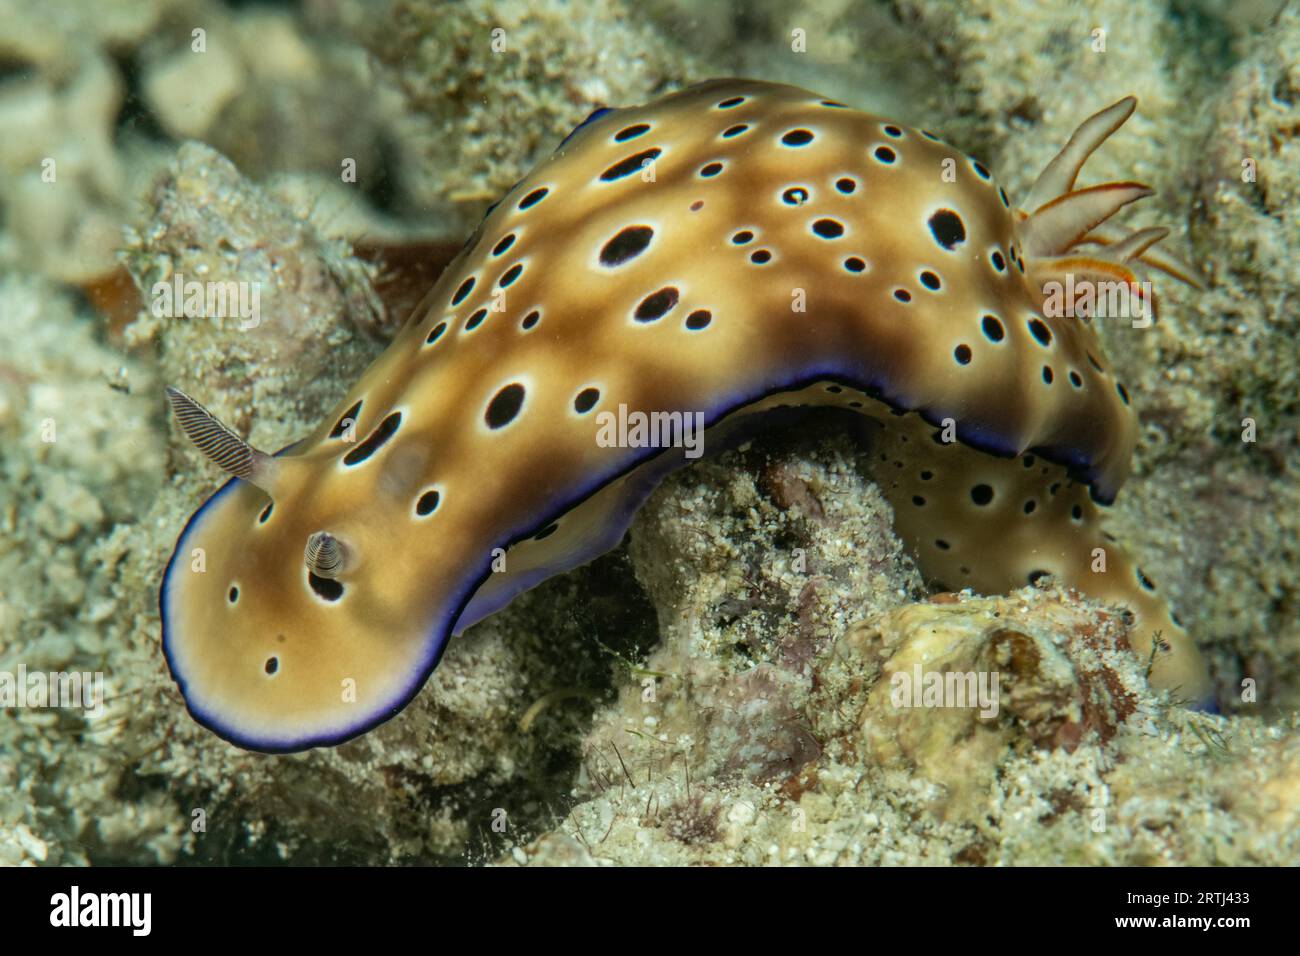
{"left": 861, "top": 404, "right": 1210, "bottom": 703}
{"left": 160, "top": 79, "right": 1211, "bottom": 752}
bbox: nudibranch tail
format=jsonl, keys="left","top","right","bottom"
{"left": 1100, "top": 225, "right": 1170, "bottom": 263}
{"left": 1025, "top": 96, "right": 1137, "bottom": 210}
{"left": 165, "top": 386, "right": 280, "bottom": 495}
{"left": 1026, "top": 255, "right": 1157, "bottom": 321}
{"left": 160, "top": 78, "right": 1213, "bottom": 753}
{"left": 1082, "top": 222, "right": 1205, "bottom": 289}
{"left": 1017, "top": 96, "right": 1204, "bottom": 313}
{"left": 1020, "top": 182, "right": 1155, "bottom": 260}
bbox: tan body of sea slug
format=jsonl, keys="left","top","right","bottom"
{"left": 160, "top": 79, "right": 1212, "bottom": 752}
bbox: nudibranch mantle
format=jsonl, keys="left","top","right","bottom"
{"left": 160, "top": 79, "right": 1209, "bottom": 752}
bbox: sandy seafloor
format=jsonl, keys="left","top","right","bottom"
{"left": 0, "top": 0, "right": 1297, "bottom": 865}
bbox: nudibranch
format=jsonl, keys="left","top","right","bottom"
{"left": 160, "top": 79, "right": 1210, "bottom": 752}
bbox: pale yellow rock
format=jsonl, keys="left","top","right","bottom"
{"left": 144, "top": 44, "right": 243, "bottom": 140}
{"left": 848, "top": 589, "right": 1149, "bottom": 820}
